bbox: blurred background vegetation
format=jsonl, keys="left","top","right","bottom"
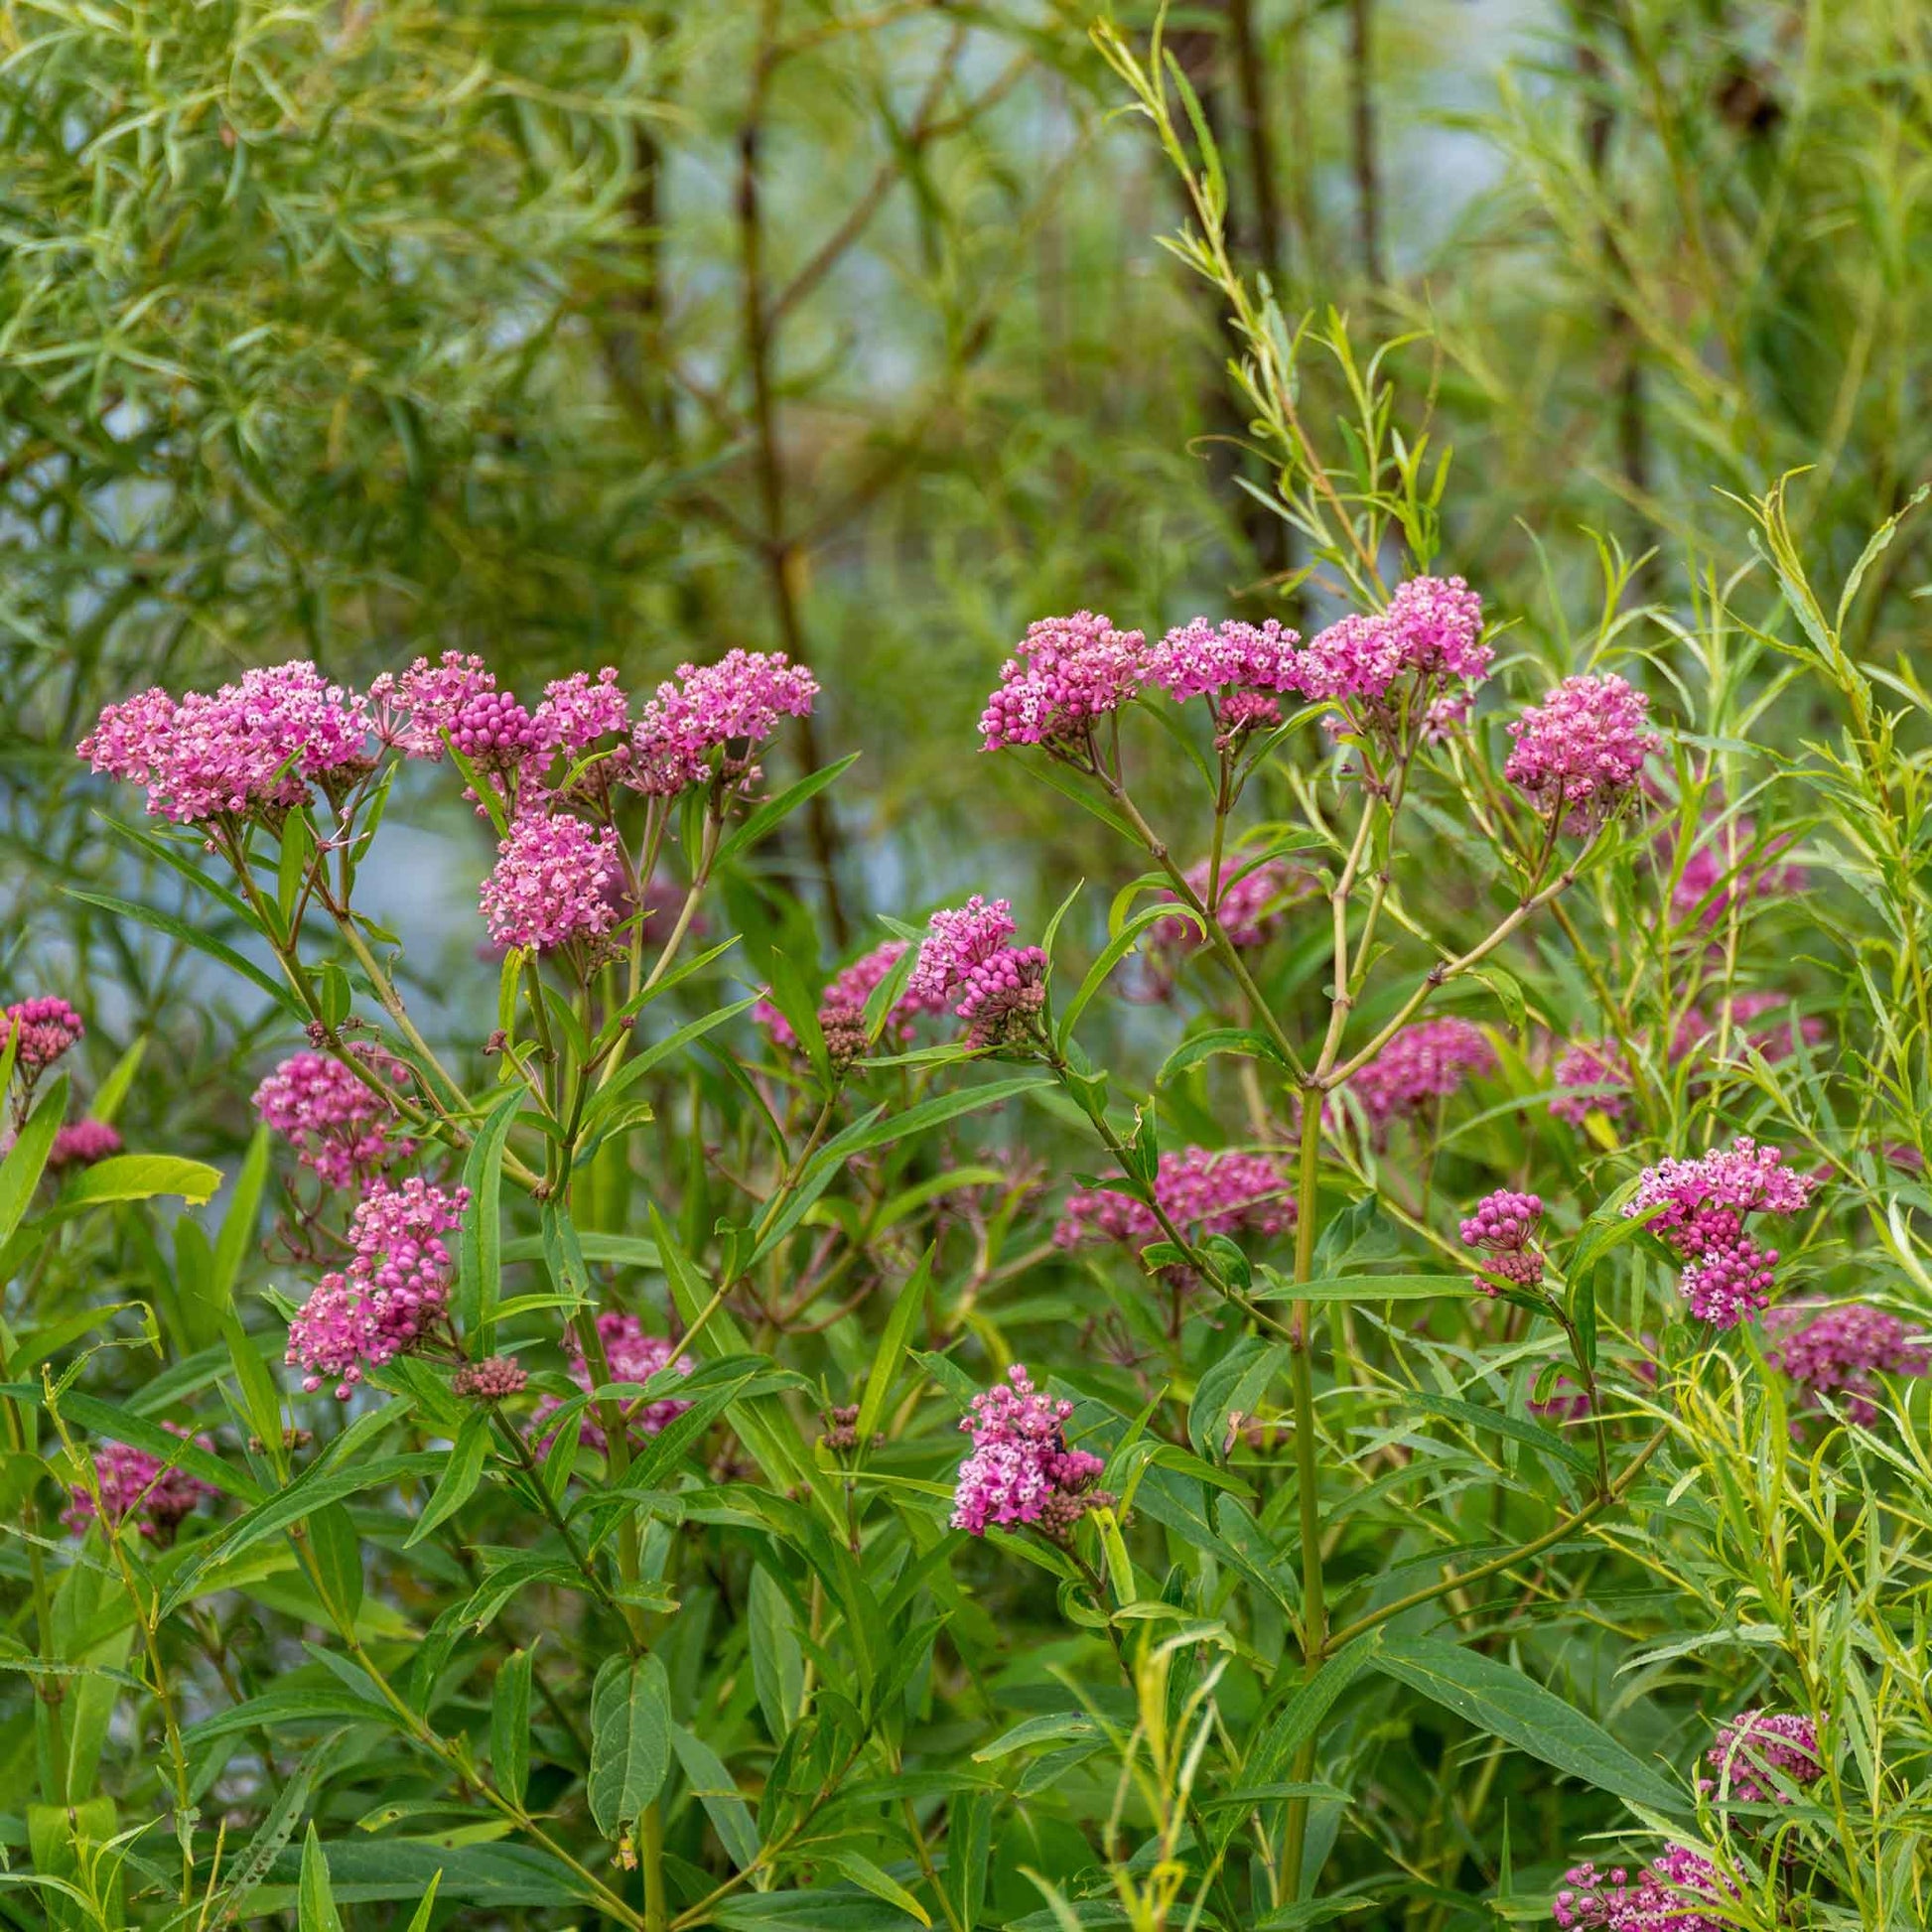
{"left": 5, "top": 0, "right": 1928, "bottom": 1149}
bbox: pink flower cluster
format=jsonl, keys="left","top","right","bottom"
{"left": 481, "top": 811, "right": 623, "bottom": 957}
{"left": 285, "top": 1178, "right": 469, "bottom": 1397}
{"left": 531, "top": 1311, "right": 693, "bottom": 1455}
{"left": 905, "top": 897, "right": 1045, "bottom": 1048}
{"left": 1551, "top": 1848, "right": 1733, "bottom": 1931}
{"left": 454, "top": 1356, "right": 529, "bottom": 1402}
{"left": 3, "top": 997, "right": 84, "bottom": 1072}
{"left": 1144, "top": 617, "right": 1303, "bottom": 741}
{"left": 78, "top": 663, "right": 370, "bottom": 824}
{"left": 630, "top": 650, "right": 819, "bottom": 796}
{"left": 368, "top": 652, "right": 496, "bottom": 759}
{"left": 1624, "top": 1138, "right": 1818, "bottom": 1328}
{"left": 978, "top": 613, "right": 1149, "bottom": 753}
{"left": 1700, "top": 1709, "right": 1822, "bottom": 1804}
{"left": 1459, "top": 1189, "right": 1545, "bottom": 1291}
{"left": 758, "top": 939, "right": 951, "bottom": 1060}
{"left": 1504, "top": 673, "right": 1656, "bottom": 832}
{"left": 1343, "top": 1019, "right": 1496, "bottom": 1143}
{"left": 1762, "top": 1302, "right": 1929, "bottom": 1427}
{"left": 951, "top": 1364, "right": 1108, "bottom": 1538}
{"left": 1055, "top": 1147, "right": 1295, "bottom": 1252}
{"left": 63, "top": 1425, "right": 214, "bottom": 1543}
{"left": 254, "top": 1050, "right": 408, "bottom": 1189}
{"left": 48, "top": 1120, "right": 122, "bottom": 1171}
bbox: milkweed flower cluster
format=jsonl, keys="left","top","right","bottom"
{"left": 254, "top": 1050, "right": 409, "bottom": 1189}
{"left": 454, "top": 1356, "right": 529, "bottom": 1403}
{"left": 1762, "top": 1302, "right": 1928, "bottom": 1427}
{"left": 1505, "top": 673, "right": 1656, "bottom": 832}
{"left": 1301, "top": 574, "right": 1490, "bottom": 749}
{"left": 978, "top": 613, "right": 1149, "bottom": 753}
{"left": 531, "top": 1311, "right": 693, "bottom": 1455}
{"left": 950, "top": 1364, "right": 1110, "bottom": 1539}
{"left": 1055, "top": 1147, "right": 1295, "bottom": 1253}
{"left": 77, "top": 662, "right": 372, "bottom": 824}
{"left": 1343, "top": 1018, "right": 1496, "bottom": 1143}
{"left": 286, "top": 1178, "right": 470, "bottom": 1397}
{"left": 1624, "top": 1138, "right": 1819, "bottom": 1328}
{"left": 1459, "top": 1189, "right": 1545, "bottom": 1291}
{"left": 1701, "top": 1710, "right": 1823, "bottom": 1804}
{"left": 905, "top": 897, "right": 1046, "bottom": 1048}
{"left": 757, "top": 939, "right": 950, "bottom": 1059}
{"left": 3, "top": 997, "right": 85, "bottom": 1074}
{"left": 48, "top": 1120, "right": 122, "bottom": 1171}
{"left": 1550, "top": 1847, "right": 1734, "bottom": 1930}
{"left": 481, "top": 811, "right": 624, "bottom": 957}
{"left": 1143, "top": 616, "right": 1303, "bottom": 742}
{"left": 63, "top": 1425, "right": 215, "bottom": 1544}
{"left": 629, "top": 650, "right": 819, "bottom": 796}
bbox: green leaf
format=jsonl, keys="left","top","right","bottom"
{"left": 1157, "top": 1027, "right": 1287, "bottom": 1084}
{"left": 1251, "top": 1271, "right": 1481, "bottom": 1304}
{"left": 1056, "top": 902, "right": 1195, "bottom": 1048}
{"left": 459, "top": 1088, "right": 522, "bottom": 1348}
{"left": 300, "top": 1823, "right": 346, "bottom": 1932}
{"left": 405, "top": 1413, "right": 493, "bottom": 1547}
{"left": 1188, "top": 1339, "right": 1288, "bottom": 1459}
{"left": 749, "top": 1564, "right": 805, "bottom": 1741}
{"left": 826, "top": 1851, "right": 930, "bottom": 1928}
{"left": 670, "top": 1725, "right": 760, "bottom": 1871}
{"left": 54, "top": 1154, "right": 222, "bottom": 1213}
{"left": 0, "top": 1073, "right": 67, "bottom": 1248}
{"left": 972, "top": 1714, "right": 1101, "bottom": 1760}
{"left": 588, "top": 1653, "right": 671, "bottom": 1839}
{"left": 208, "top": 1128, "right": 272, "bottom": 1315}
{"left": 63, "top": 888, "right": 305, "bottom": 1019}
{"left": 492, "top": 1647, "right": 535, "bottom": 1808}
{"left": 403, "top": 1871, "right": 445, "bottom": 1932}
{"left": 715, "top": 752, "right": 861, "bottom": 866}
{"left": 1372, "top": 1635, "right": 1686, "bottom": 1814}
{"left": 856, "top": 1251, "right": 931, "bottom": 1447}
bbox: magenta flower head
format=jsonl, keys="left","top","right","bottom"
{"left": 1143, "top": 617, "right": 1301, "bottom": 743}
{"left": 951, "top": 1364, "right": 1110, "bottom": 1540}
{"left": 531, "top": 1311, "right": 693, "bottom": 1455}
{"left": 1293, "top": 575, "right": 1488, "bottom": 750}
{"left": 1624, "top": 1137, "right": 1819, "bottom": 1328}
{"left": 254, "top": 1049, "right": 408, "bottom": 1190}
{"left": 904, "top": 897, "right": 1046, "bottom": 1048}
{"left": 1700, "top": 1710, "right": 1822, "bottom": 1805}
{"left": 453, "top": 1356, "right": 529, "bottom": 1403}
{"left": 1504, "top": 672, "right": 1656, "bottom": 833}
{"left": 1460, "top": 1189, "right": 1545, "bottom": 1292}
{"left": 1762, "top": 1301, "right": 1929, "bottom": 1428}
{"left": 78, "top": 662, "right": 370, "bottom": 823}
{"left": 48, "top": 1120, "right": 123, "bottom": 1171}
{"left": 758, "top": 938, "right": 951, "bottom": 1059}
{"left": 1341, "top": 1018, "right": 1497, "bottom": 1144}
{"left": 534, "top": 668, "right": 630, "bottom": 756}
{"left": 978, "top": 612, "right": 1148, "bottom": 757}
{"left": 367, "top": 651, "right": 496, "bottom": 759}
{"left": 1550, "top": 1847, "right": 1732, "bottom": 1930}
{"left": 285, "top": 1176, "right": 468, "bottom": 1397}
{"left": 3, "top": 997, "right": 84, "bottom": 1074}
{"left": 481, "top": 809, "right": 623, "bottom": 959}
{"left": 63, "top": 1424, "right": 214, "bottom": 1544}
{"left": 1056, "top": 1147, "right": 1295, "bottom": 1255}
{"left": 626, "top": 649, "right": 818, "bottom": 797}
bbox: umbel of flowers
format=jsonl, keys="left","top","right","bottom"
{"left": 63, "top": 1424, "right": 215, "bottom": 1545}
{"left": 951, "top": 1365, "right": 1111, "bottom": 1540}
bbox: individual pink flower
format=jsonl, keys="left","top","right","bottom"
{"left": 480, "top": 810, "right": 623, "bottom": 957}
{"left": 978, "top": 613, "right": 1148, "bottom": 754}
{"left": 63, "top": 1424, "right": 215, "bottom": 1544}
{"left": 951, "top": 1364, "right": 1109, "bottom": 1539}
{"left": 1056, "top": 1147, "right": 1295, "bottom": 1253}
{"left": 285, "top": 1177, "right": 468, "bottom": 1397}
{"left": 1624, "top": 1138, "right": 1818, "bottom": 1328}
{"left": 1763, "top": 1301, "right": 1929, "bottom": 1427}
{"left": 47, "top": 1120, "right": 123, "bottom": 1171}
{"left": 530, "top": 1311, "right": 693, "bottom": 1455}
{"left": 78, "top": 663, "right": 370, "bottom": 822}
{"left": 1341, "top": 1019, "right": 1496, "bottom": 1142}
{"left": 2, "top": 998, "right": 84, "bottom": 1073}
{"left": 1460, "top": 1189, "right": 1544, "bottom": 1291}
{"left": 1700, "top": 1710, "right": 1822, "bottom": 1805}
{"left": 366, "top": 652, "right": 496, "bottom": 759}
{"left": 627, "top": 650, "right": 818, "bottom": 796}
{"left": 1504, "top": 673, "right": 1656, "bottom": 832}
{"left": 254, "top": 1050, "right": 408, "bottom": 1189}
